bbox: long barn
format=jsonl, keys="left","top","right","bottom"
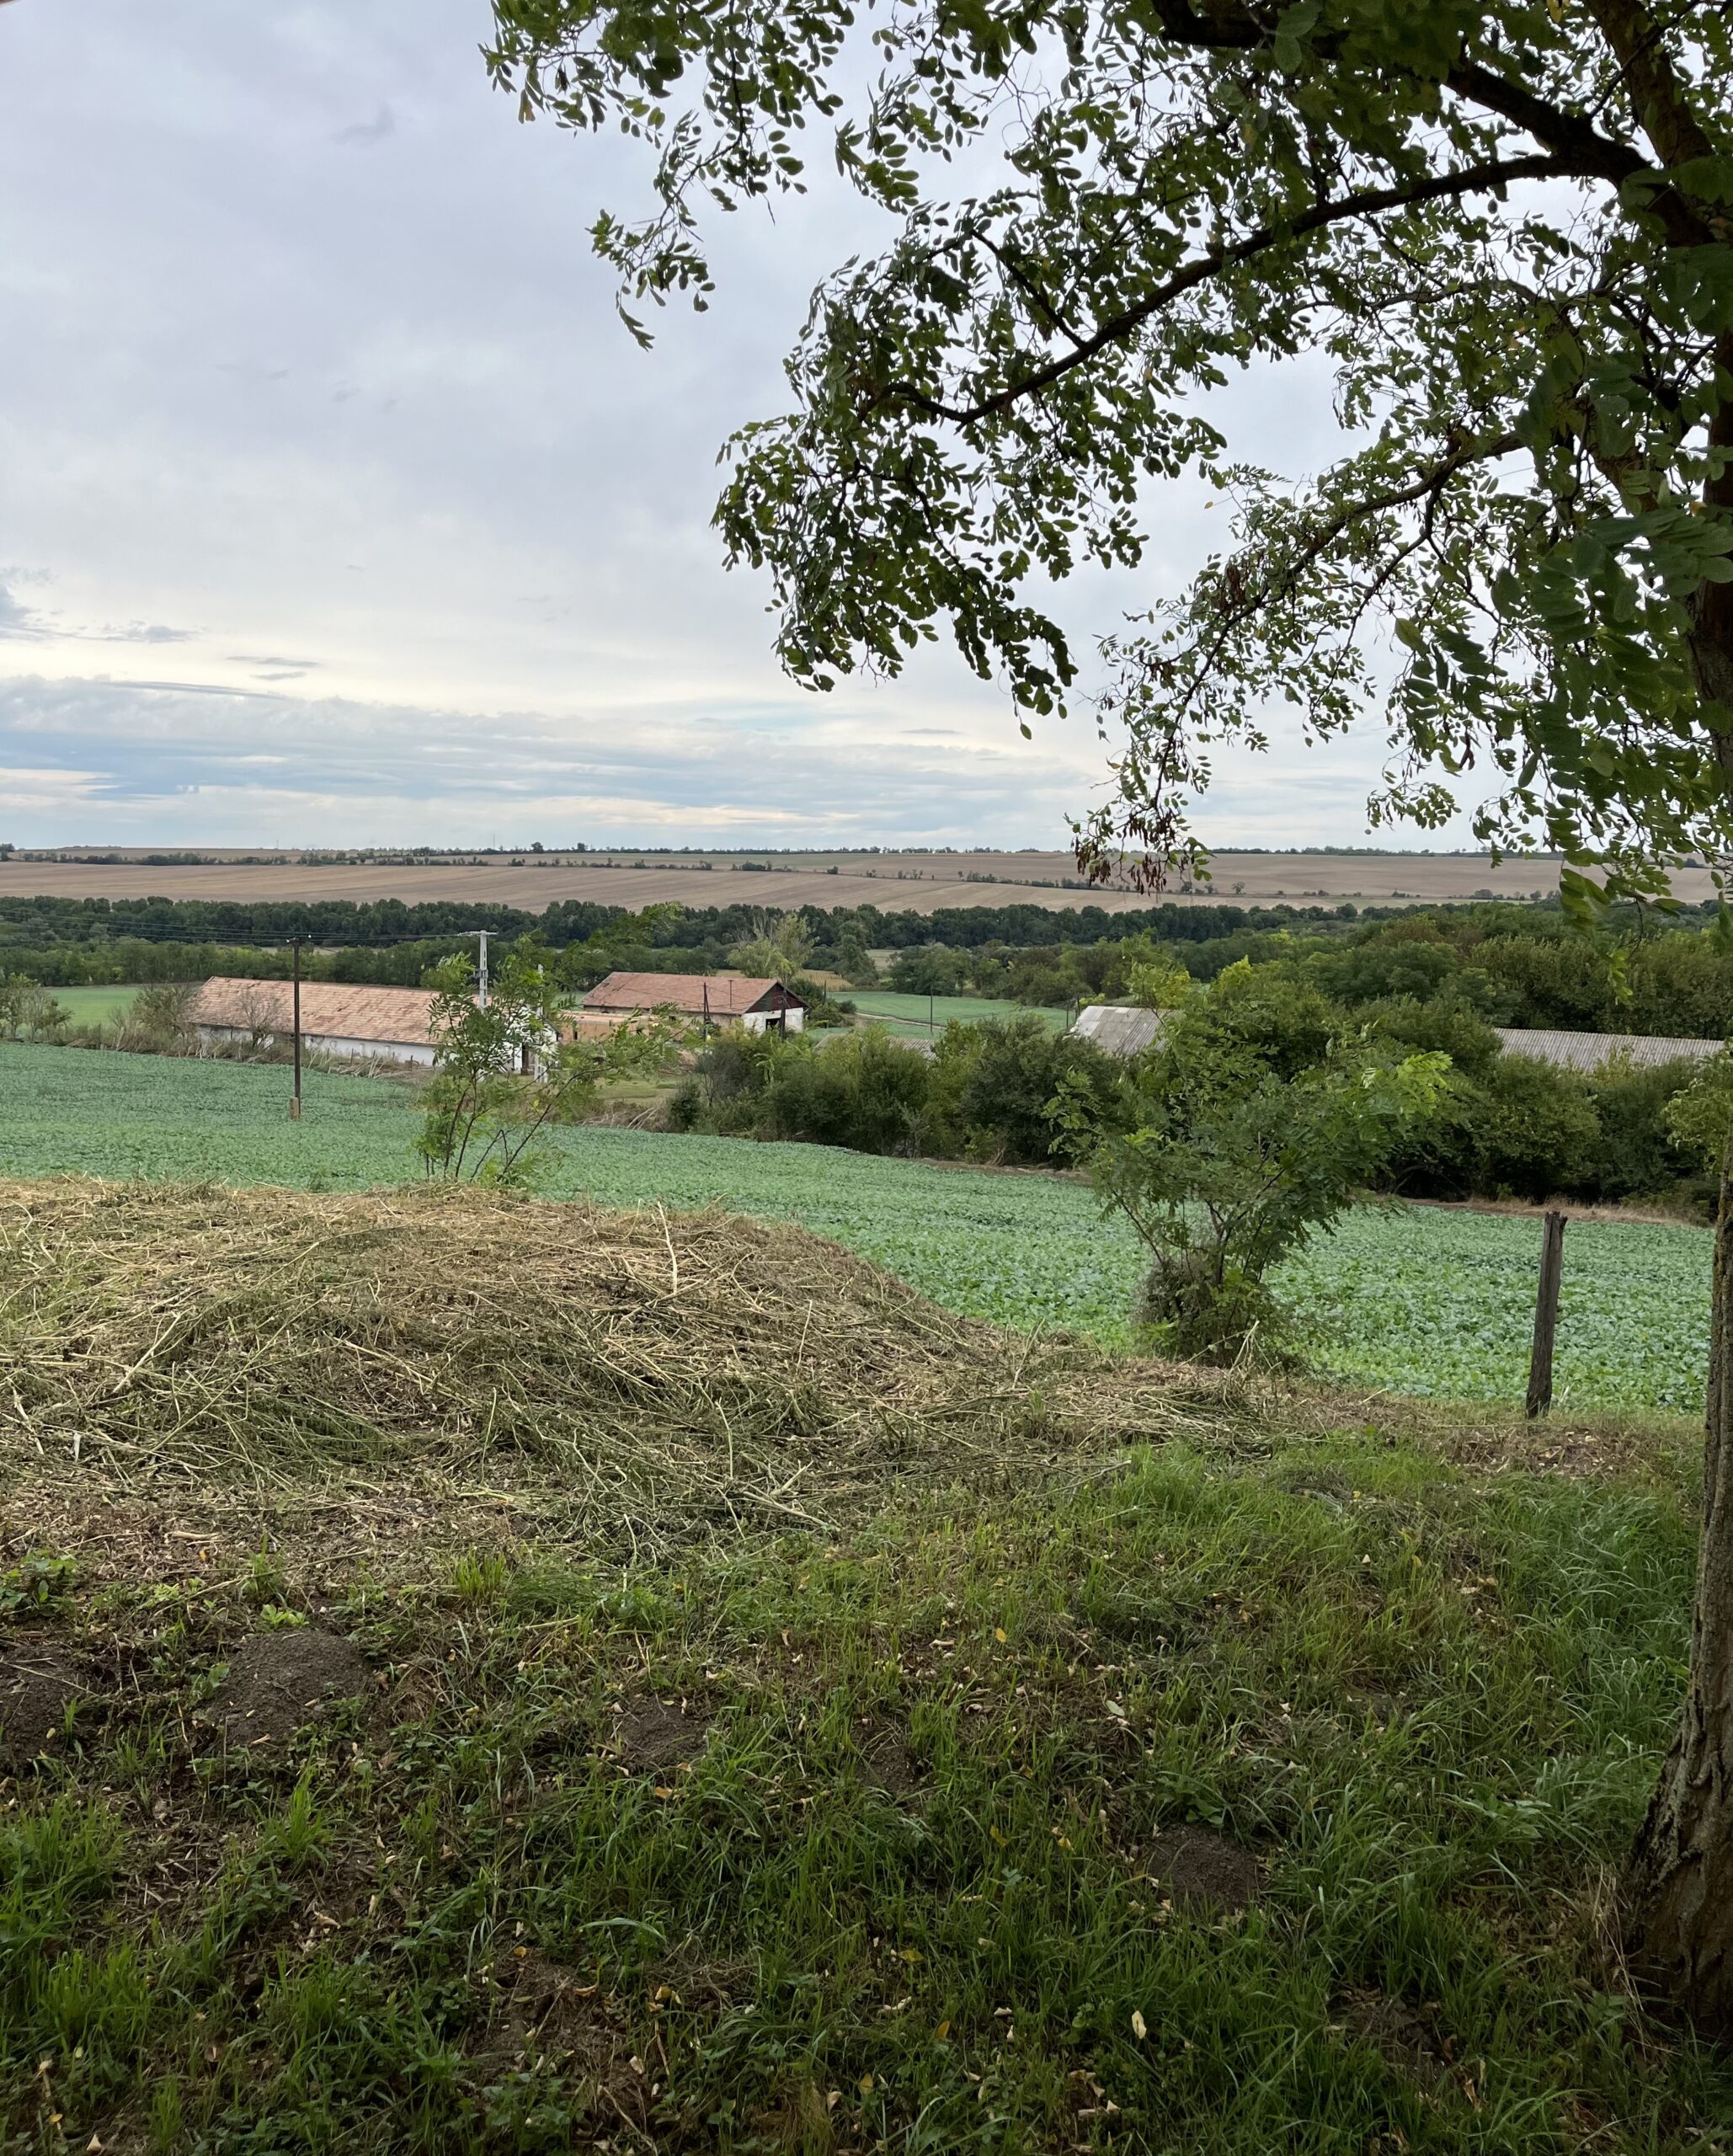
{"left": 187, "top": 979, "right": 441, "bottom": 1066}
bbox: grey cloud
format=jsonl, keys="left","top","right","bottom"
{"left": 332, "top": 102, "right": 394, "bottom": 146}
{"left": 94, "top": 678, "right": 280, "bottom": 699}
{"left": 0, "top": 584, "right": 48, "bottom": 639}
{"left": 0, "top": 585, "right": 190, "bottom": 646}
{"left": 97, "top": 622, "right": 195, "bottom": 644}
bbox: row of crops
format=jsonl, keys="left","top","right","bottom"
{"left": 0, "top": 1041, "right": 1709, "bottom": 1414}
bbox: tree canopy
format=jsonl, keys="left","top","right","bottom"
{"left": 488, "top": 0, "right": 1733, "bottom": 903}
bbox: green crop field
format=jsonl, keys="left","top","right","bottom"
{"left": 0, "top": 1040, "right": 1709, "bottom": 1414}
{"left": 40, "top": 985, "right": 142, "bottom": 1024}
{"left": 849, "top": 990, "right": 1069, "bottom": 1034}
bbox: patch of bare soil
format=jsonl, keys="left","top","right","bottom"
{"left": 203, "top": 1628, "right": 369, "bottom": 1752}
{"left": 857, "top": 1721, "right": 921, "bottom": 1799}
{"left": 1146, "top": 1827, "right": 1262, "bottom": 1913}
{"left": 0, "top": 1635, "right": 84, "bottom": 1764}
{"left": 609, "top": 1695, "right": 715, "bottom": 1779}
{"left": 490, "top": 1949, "right": 617, "bottom": 2063}
{"left": 1333, "top": 1988, "right": 1453, "bottom": 2090}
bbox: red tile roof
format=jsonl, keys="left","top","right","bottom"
{"left": 583, "top": 971, "right": 804, "bottom": 1017}
{"left": 187, "top": 977, "right": 443, "bottom": 1048}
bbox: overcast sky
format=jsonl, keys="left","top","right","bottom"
{"left": 0, "top": 0, "right": 1456, "bottom": 851}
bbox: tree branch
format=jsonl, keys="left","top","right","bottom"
{"left": 883, "top": 157, "right": 1576, "bottom": 427}
{"left": 1445, "top": 46, "right": 1713, "bottom": 249}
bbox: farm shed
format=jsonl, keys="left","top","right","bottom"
{"left": 187, "top": 979, "right": 441, "bottom": 1067}
{"left": 584, "top": 971, "right": 808, "bottom": 1035}
{"left": 1071, "top": 1004, "right": 1170, "bottom": 1056}
{"left": 1495, "top": 1027, "right": 1724, "bottom": 1073}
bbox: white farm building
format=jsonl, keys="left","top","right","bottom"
{"left": 187, "top": 978, "right": 442, "bottom": 1067}
{"left": 579, "top": 971, "right": 808, "bottom": 1035}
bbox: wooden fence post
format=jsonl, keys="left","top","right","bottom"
{"left": 290, "top": 938, "right": 302, "bottom": 1121}
{"left": 1526, "top": 1209, "right": 1567, "bottom": 1418}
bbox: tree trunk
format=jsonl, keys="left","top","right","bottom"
{"left": 1624, "top": 1150, "right": 1733, "bottom": 2028}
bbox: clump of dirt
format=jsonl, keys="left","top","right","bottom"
{"left": 0, "top": 1636, "right": 84, "bottom": 1764}
{"left": 610, "top": 1696, "right": 714, "bottom": 1778}
{"left": 491, "top": 1948, "right": 616, "bottom": 2063}
{"left": 204, "top": 1628, "right": 369, "bottom": 1751}
{"left": 1146, "top": 1827, "right": 1261, "bottom": 1913}
{"left": 858, "top": 1721, "right": 921, "bottom": 1799}
{"left": 1333, "top": 1988, "right": 1453, "bottom": 2089}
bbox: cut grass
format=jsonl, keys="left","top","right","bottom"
{"left": 0, "top": 1182, "right": 1728, "bottom": 2151}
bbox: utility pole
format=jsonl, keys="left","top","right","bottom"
{"left": 929, "top": 988, "right": 935, "bottom": 1038}
{"left": 290, "top": 939, "right": 302, "bottom": 1121}
{"left": 477, "top": 931, "right": 489, "bottom": 1009}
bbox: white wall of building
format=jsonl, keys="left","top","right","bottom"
{"left": 195, "top": 1024, "right": 435, "bottom": 1068}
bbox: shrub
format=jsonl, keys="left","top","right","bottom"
{"left": 668, "top": 1028, "right": 782, "bottom": 1132}
{"left": 760, "top": 1030, "right": 936, "bottom": 1155}
{"left": 1585, "top": 1056, "right": 1702, "bottom": 1203}
{"left": 1307, "top": 933, "right": 1460, "bottom": 1007}
{"left": 0, "top": 974, "right": 69, "bottom": 1043}
{"left": 1056, "top": 1003, "right": 1449, "bottom": 1364}
{"left": 114, "top": 982, "right": 195, "bottom": 1055}
{"left": 1618, "top": 933, "right": 1733, "bottom": 1039}
{"left": 1199, "top": 962, "right": 1342, "bottom": 1080}
{"left": 888, "top": 944, "right": 968, "bottom": 996}
{"left": 1465, "top": 1053, "right": 1602, "bottom": 1200}
{"left": 1362, "top": 992, "right": 1502, "bottom": 1079}
{"left": 832, "top": 931, "right": 879, "bottom": 987}
{"left": 1471, "top": 933, "right": 1614, "bottom": 1029}
{"left": 930, "top": 1015, "right": 1126, "bottom": 1165}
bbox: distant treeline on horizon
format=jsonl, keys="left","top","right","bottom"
{"left": 0, "top": 841, "right": 1574, "bottom": 864}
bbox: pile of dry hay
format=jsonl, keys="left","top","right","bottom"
{"left": 0, "top": 1178, "right": 1230, "bottom": 1572}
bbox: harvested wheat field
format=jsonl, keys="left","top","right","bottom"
{"left": 2, "top": 1181, "right": 1728, "bottom": 2153}
{"left": 0, "top": 844, "right": 1682, "bottom": 915}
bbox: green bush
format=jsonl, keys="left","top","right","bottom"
{"left": 887, "top": 944, "right": 968, "bottom": 995}
{"left": 1057, "top": 1001, "right": 1450, "bottom": 1364}
{"left": 1467, "top": 1054, "right": 1602, "bottom": 1201}
{"left": 0, "top": 975, "right": 69, "bottom": 1043}
{"left": 671, "top": 1015, "right": 1115, "bottom": 1164}
{"left": 1471, "top": 932, "right": 1617, "bottom": 1030}
{"left": 930, "top": 1014, "right": 1125, "bottom": 1165}
{"left": 760, "top": 1030, "right": 936, "bottom": 1154}
{"left": 1584, "top": 1056, "right": 1702, "bottom": 1203}
{"left": 1201, "top": 963, "right": 1342, "bottom": 1080}
{"left": 1363, "top": 990, "right": 1502, "bottom": 1078}
{"left": 1618, "top": 935, "right": 1733, "bottom": 1038}
{"left": 666, "top": 1027, "right": 781, "bottom": 1133}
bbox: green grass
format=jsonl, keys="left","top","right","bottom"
{"left": 0, "top": 1040, "right": 1710, "bottom": 1415}
{"left": 7, "top": 1433, "right": 1733, "bottom": 2152}
{"left": 849, "top": 990, "right": 1069, "bottom": 1034}
{"left": 43, "top": 984, "right": 143, "bottom": 1023}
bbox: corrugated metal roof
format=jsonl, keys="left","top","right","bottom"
{"left": 1496, "top": 1027, "right": 1724, "bottom": 1072}
{"left": 188, "top": 977, "right": 442, "bottom": 1048}
{"left": 584, "top": 971, "right": 805, "bottom": 1017}
{"left": 1072, "top": 1004, "right": 1170, "bottom": 1056}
